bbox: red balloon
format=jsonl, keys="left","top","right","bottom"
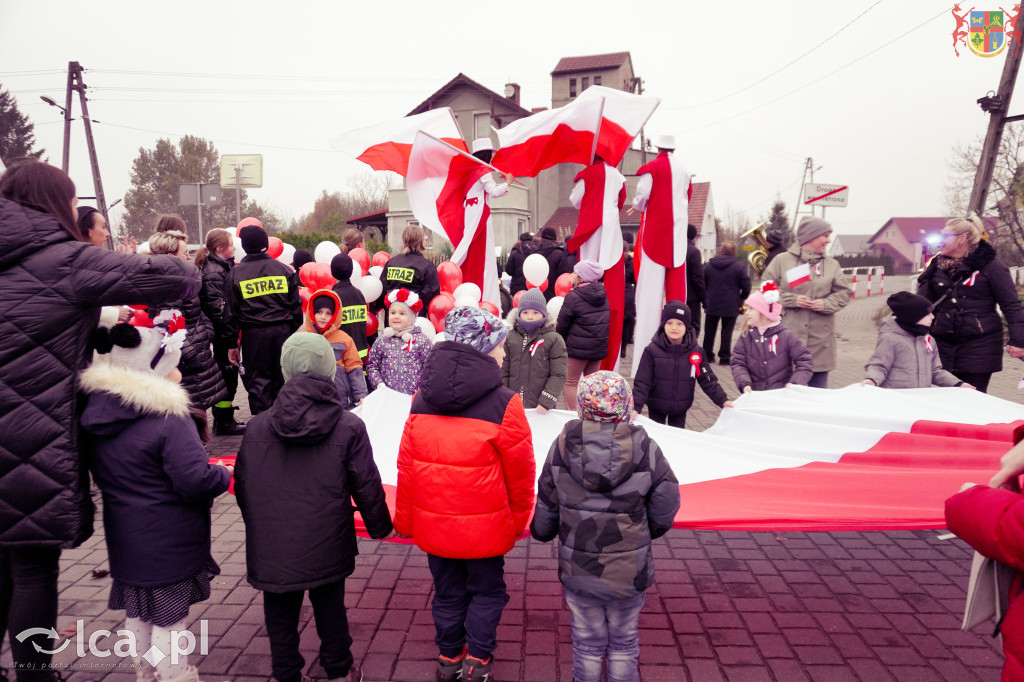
{"left": 299, "top": 287, "right": 312, "bottom": 314}
{"left": 299, "top": 262, "right": 318, "bottom": 289}
{"left": 365, "top": 306, "right": 379, "bottom": 336}
{"left": 554, "top": 273, "right": 573, "bottom": 297}
{"left": 525, "top": 278, "right": 549, "bottom": 292}
{"left": 512, "top": 290, "right": 524, "bottom": 308}
{"left": 481, "top": 301, "right": 500, "bottom": 316}
{"left": 300, "top": 262, "right": 336, "bottom": 291}
{"left": 437, "top": 261, "right": 463, "bottom": 294}
{"left": 372, "top": 251, "right": 391, "bottom": 267}
{"left": 267, "top": 237, "right": 284, "bottom": 259}
{"left": 349, "top": 247, "right": 371, "bottom": 274}
{"left": 428, "top": 292, "right": 457, "bottom": 332}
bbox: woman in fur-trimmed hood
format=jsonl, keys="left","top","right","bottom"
{"left": 80, "top": 310, "right": 231, "bottom": 682}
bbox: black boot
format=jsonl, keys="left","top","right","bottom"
{"left": 212, "top": 406, "right": 245, "bottom": 436}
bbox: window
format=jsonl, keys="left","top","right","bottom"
{"left": 582, "top": 77, "right": 589, "bottom": 90}
{"left": 474, "top": 113, "right": 490, "bottom": 139}
{"left": 518, "top": 219, "right": 527, "bottom": 233}
{"left": 569, "top": 78, "right": 577, "bottom": 97}
{"left": 594, "top": 75, "right": 601, "bottom": 87}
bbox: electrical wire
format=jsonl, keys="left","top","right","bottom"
{"left": 91, "top": 120, "right": 336, "bottom": 153}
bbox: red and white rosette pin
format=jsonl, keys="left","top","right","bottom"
{"left": 769, "top": 336, "right": 778, "bottom": 355}
{"left": 965, "top": 271, "right": 980, "bottom": 287}
{"left": 689, "top": 352, "right": 703, "bottom": 378}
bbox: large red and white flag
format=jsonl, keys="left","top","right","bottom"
{"left": 493, "top": 97, "right": 603, "bottom": 177}
{"left": 330, "top": 109, "right": 466, "bottom": 176}
{"left": 574, "top": 85, "right": 661, "bottom": 166}
{"left": 350, "top": 384, "right": 1024, "bottom": 535}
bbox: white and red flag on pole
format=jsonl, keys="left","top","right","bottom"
{"left": 329, "top": 108, "right": 466, "bottom": 176}
{"left": 574, "top": 85, "right": 661, "bottom": 166}
{"left": 407, "top": 131, "right": 501, "bottom": 305}
{"left": 493, "top": 97, "right": 603, "bottom": 177}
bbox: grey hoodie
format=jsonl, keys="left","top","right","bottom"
{"left": 864, "top": 316, "right": 962, "bottom": 389}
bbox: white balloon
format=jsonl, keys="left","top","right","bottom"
{"left": 523, "top": 253, "right": 550, "bottom": 286}
{"left": 356, "top": 275, "right": 382, "bottom": 302}
{"left": 547, "top": 296, "right": 564, "bottom": 320}
{"left": 368, "top": 265, "right": 383, "bottom": 278}
{"left": 351, "top": 260, "right": 363, "bottom": 280}
{"left": 415, "top": 317, "right": 436, "bottom": 341}
{"left": 455, "top": 295, "right": 479, "bottom": 308}
{"left": 452, "top": 282, "right": 482, "bottom": 303}
{"left": 276, "top": 242, "right": 296, "bottom": 264}
{"left": 314, "top": 240, "right": 341, "bottom": 264}
{"left": 232, "top": 237, "right": 244, "bottom": 262}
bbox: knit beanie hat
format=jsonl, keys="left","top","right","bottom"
{"left": 331, "top": 253, "right": 354, "bottom": 281}
{"left": 93, "top": 309, "right": 186, "bottom": 378}
{"left": 519, "top": 232, "right": 534, "bottom": 242}
{"left": 574, "top": 259, "right": 604, "bottom": 283}
{"left": 766, "top": 229, "right": 783, "bottom": 247}
{"left": 293, "top": 249, "right": 314, "bottom": 270}
{"left": 281, "top": 332, "right": 336, "bottom": 382}
{"left": 540, "top": 227, "right": 558, "bottom": 241}
{"left": 517, "top": 288, "right": 547, "bottom": 317}
{"left": 239, "top": 225, "right": 269, "bottom": 255}
{"left": 577, "top": 370, "right": 634, "bottom": 423}
{"left": 311, "top": 291, "right": 337, "bottom": 315}
{"left": 744, "top": 281, "right": 782, "bottom": 323}
{"left": 661, "top": 300, "right": 691, "bottom": 326}
{"left": 687, "top": 224, "right": 698, "bottom": 241}
{"left": 444, "top": 306, "right": 508, "bottom": 354}
{"left": 888, "top": 292, "right": 932, "bottom": 326}
{"left": 796, "top": 217, "right": 832, "bottom": 245}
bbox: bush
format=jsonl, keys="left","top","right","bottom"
{"left": 365, "top": 239, "right": 390, "bottom": 255}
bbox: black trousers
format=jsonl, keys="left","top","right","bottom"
{"left": 263, "top": 581, "right": 353, "bottom": 682}
{"left": 428, "top": 554, "right": 509, "bottom": 660}
{"left": 621, "top": 317, "right": 635, "bottom": 358}
{"left": 0, "top": 548, "right": 61, "bottom": 682}
{"left": 703, "top": 315, "right": 737, "bottom": 363}
{"left": 240, "top": 322, "right": 294, "bottom": 415}
{"left": 647, "top": 408, "right": 687, "bottom": 428}
{"left": 951, "top": 370, "right": 992, "bottom": 394}
{"left": 212, "top": 338, "right": 239, "bottom": 404}
{"left": 688, "top": 302, "right": 703, "bottom": 337}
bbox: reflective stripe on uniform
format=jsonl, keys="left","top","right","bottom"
{"left": 239, "top": 276, "right": 289, "bottom": 299}
{"left": 340, "top": 304, "right": 368, "bottom": 324}
{"left": 387, "top": 266, "right": 416, "bottom": 284}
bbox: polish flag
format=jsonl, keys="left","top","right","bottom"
{"left": 574, "top": 85, "right": 661, "bottom": 166}
{"left": 329, "top": 108, "right": 466, "bottom": 176}
{"left": 347, "top": 385, "right": 1024, "bottom": 536}
{"left": 493, "top": 97, "right": 603, "bottom": 177}
{"left": 786, "top": 263, "right": 812, "bottom": 288}
{"left": 406, "top": 132, "right": 499, "bottom": 306}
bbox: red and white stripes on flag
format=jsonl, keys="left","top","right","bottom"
{"left": 349, "top": 384, "right": 1024, "bottom": 535}
{"left": 573, "top": 85, "right": 661, "bottom": 166}
{"left": 493, "top": 97, "right": 603, "bottom": 177}
{"left": 330, "top": 108, "right": 466, "bottom": 176}
{"left": 406, "top": 132, "right": 499, "bottom": 306}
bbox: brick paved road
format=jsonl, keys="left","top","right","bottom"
{"left": 6, "top": 276, "right": 1021, "bottom": 681}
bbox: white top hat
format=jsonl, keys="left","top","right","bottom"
{"left": 654, "top": 134, "right": 676, "bottom": 150}
{"left": 472, "top": 138, "right": 496, "bottom": 154}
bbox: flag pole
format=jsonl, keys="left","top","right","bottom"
{"left": 419, "top": 131, "right": 527, "bottom": 187}
{"left": 589, "top": 97, "right": 606, "bottom": 165}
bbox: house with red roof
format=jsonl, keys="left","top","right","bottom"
{"left": 867, "top": 217, "right": 998, "bottom": 274}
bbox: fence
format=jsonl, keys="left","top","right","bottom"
{"left": 1010, "top": 266, "right": 1024, "bottom": 286}
{"left": 842, "top": 266, "right": 885, "bottom": 299}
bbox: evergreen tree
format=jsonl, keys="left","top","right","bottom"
{"left": 0, "top": 87, "right": 45, "bottom": 163}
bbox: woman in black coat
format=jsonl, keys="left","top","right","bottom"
{"left": 916, "top": 215, "right": 1024, "bottom": 393}
{"left": 376, "top": 225, "right": 440, "bottom": 317}
{"left": 0, "top": 161, "right": 200, "bottom": 680}
{"left": 556, "top": 259, "right": 610, "bottom": 411}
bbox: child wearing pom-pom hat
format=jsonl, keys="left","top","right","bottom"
{"left": 367, "top": 287, "right": 432, "bottom": 394}
{"left": 731, "top": 281, "right": 813, "bottom": 392}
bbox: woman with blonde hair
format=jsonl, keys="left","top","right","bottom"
{"left": 376, "top": 225, "right": 439, "bottom": 316}
{"left": 917, "top": 213, "right": 1024, "bottom": 392}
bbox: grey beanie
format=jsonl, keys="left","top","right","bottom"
{"left": 796, "top": 217, "right": 832, "bottom": 245}
{"left": 517, "top": 288, "right": 547, "bottom": 317}
{"left": 281, "top": 332, "right": 337, "bottom": 382}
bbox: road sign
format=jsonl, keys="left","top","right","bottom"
{"left": 804, "top": 184, "right": 849, "bottom": 207}
{"left": 220, "top": 154, "right": 263, "bottom": 188}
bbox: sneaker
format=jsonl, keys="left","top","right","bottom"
{"left": 436, "top": 648, "right": 466, "bottom": 681}
{"left": 462, "top": 654, "right": 493, "bottom": 682}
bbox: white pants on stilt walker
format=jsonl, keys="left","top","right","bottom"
{"left": 632, "top": 251, "right": 667, "bottom": 377}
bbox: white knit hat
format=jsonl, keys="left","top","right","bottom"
{"left": 94, "top": 309, "right": 187, "bottom": 377}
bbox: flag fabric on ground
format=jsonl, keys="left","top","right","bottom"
{"left": 492, "top": 97, "right": 603, "bottom": 177}
{"left": 573, "top": 85, "right": 661, "bottom": 166}
{"left": 330, "top": 108, "right": 465, "bottom": 176}
{"left": 350, "top": 384, "right": 1024, "bottom": 535}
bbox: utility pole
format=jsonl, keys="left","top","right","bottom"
{"left": 61, "top": 63, "right": 74, "bottom": 173}
{"left": 969, "top": 42, "right": 1024, "bottom": 216}
{"left": 792, "top": 157, "right": 813, "bottom": 231}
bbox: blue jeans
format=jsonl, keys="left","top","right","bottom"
{"left": 427, "top": 554, "right": 509, "bottom": 660}
{"left": 564, "top": 589, "right": 646, "bottom": 682}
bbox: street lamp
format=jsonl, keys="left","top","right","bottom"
{"left": 39, "top": 96, "right": 69, "bottom": 117}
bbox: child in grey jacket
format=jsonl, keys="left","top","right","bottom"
{"left": 531, "top": 371, "right": 680, "bottom": 682}
{"left": 863, "top": 292, "right": 970, "bottom": 389}
{"left": 502, "top": 289, "right": 568, "bottom": 412}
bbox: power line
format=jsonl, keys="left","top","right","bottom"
{"left": 92, "top": 120, "right": 336, "bottom": 153}
{"left": 670, "top": 0, "right": 884, "bottom": 111}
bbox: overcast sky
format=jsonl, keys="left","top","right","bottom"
{"left": 1, "top": 1, "right": 1014, "bottom": 237}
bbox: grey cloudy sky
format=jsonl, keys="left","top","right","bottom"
{"left": 1, "top": 1, "right": 1014, "bottom": 237}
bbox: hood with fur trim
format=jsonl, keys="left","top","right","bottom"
{"left": 80, "top": 364, "right": 191, "bottom": 437}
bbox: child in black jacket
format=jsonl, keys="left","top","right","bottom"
{"left": 632, "top": 301, "right": 733, "bottom": 428}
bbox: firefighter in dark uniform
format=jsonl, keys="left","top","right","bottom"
{"left": 224, "top": 224, "right": 302, "bottom": 415}
{"left": 374, "top": 225, "right": 440, "bottom": 317}
{"left": 330, "top": 253, "right": 370, "bottom": 364}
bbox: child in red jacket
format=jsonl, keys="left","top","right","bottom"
{"left": 946, "top": 439, "right": 1024, "bottom": 682}
{"left": 394, "top": 306, "right": 535, "bottom": 682}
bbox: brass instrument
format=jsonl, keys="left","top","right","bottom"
{"left": 742, "top": 221, "right": 771, "bottom": 277}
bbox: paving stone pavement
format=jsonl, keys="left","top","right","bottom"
{"left": 5, "top": 275, "right": 1022, "bottom": 681}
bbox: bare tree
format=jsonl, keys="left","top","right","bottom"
{"left": 298, "top": 171, "right": 400, "bottom": 234}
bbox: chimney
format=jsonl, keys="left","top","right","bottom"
{"left": 504, "top": 82, "right": 521, "bottom": 105}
